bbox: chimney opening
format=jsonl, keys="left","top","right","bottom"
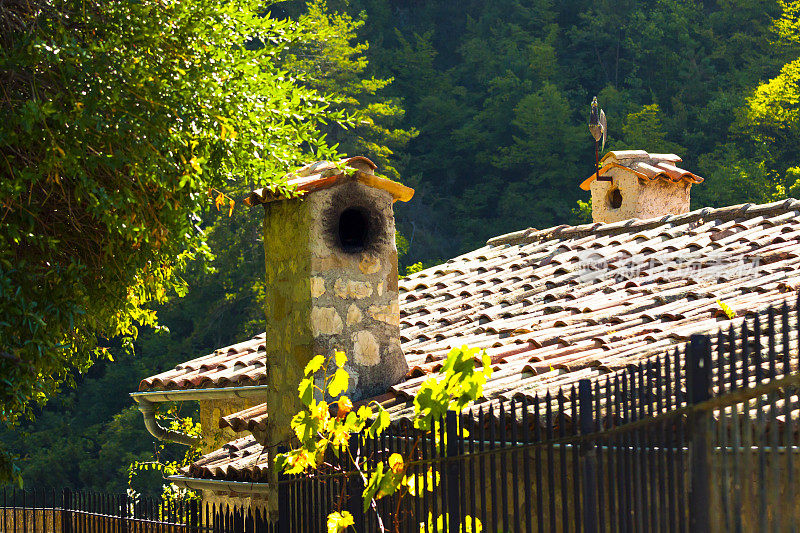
{"left": 338, "top": 207, "right": 370, "bottom": 253}
{"left": 608, "top": 188, "right": 623, "bottom": 209}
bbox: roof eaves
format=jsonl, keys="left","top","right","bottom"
{"left": 579, "top": 162, "right": 648, "bottom": 190}
{"left": 130, "top": 385, "right": 268, "bottom": 403}
{"left": 167, "top": 475, "right": 270, "bottom": 494}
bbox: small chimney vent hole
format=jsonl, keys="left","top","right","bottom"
{"left": 338, "top": 207, "right": 370, "bottom": 253}
{"left": 608, "top": 188, "right": 623, "bottom": 209}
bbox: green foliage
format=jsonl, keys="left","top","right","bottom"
{"left": 327, "top": 511, "right": 355, "bottom": 533}
{"left": 743, "top": 55, "right": 800, "bottom": 190}
{"left": 572, "top": 199, "right": 593, "bottom": 225}
{"left": 746, "top": 58, "right": 800, "bottom": 135}
{"left": 325, "top": 0, "right": 796, "bottom": 261}
{"left": 276, "top": 346, "right": 492, "bottom": 532}
{"left": 281, "top": 0, "right": 416, "bottom": 181}
{"left": 718, "top": 1, "right": 800, "bottom": 201}
{"left": 413, "top": 346, "right": 491, "bottom": 431}
{"left": 616, "top": 105, "right": 686, "bottom": 155}
{"left": 400, "top": 259, "right": 444, "bottom": 279}
{"left": 0, "top": 350, "right": 175, "bottom": 494}
{"left": 0, "top": 0, "right": 416, "bottom": 485}
{"left": 0, "top": 0, "right": 339, "bottom": 478}
{"left": 693, "top": 144, "right": 780, "bottom": 208}
{"left": 126, "top": 405, "right": 202, "bottom": 502}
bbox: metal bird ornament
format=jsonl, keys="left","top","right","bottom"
{"left": 589, "top": 96, "right": 609, "bottom": 181}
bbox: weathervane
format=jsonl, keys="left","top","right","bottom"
{"left": 589, "top": 96, "right": 609, "bottom": 181}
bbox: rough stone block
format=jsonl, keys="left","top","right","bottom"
{"left": 334, "top": 279, "right": 374, "bottom": 299}
{"left": 346, "top": 304, "right": 363, "bottom": 326}
{"left": 359, "top": 254, "right": 382, "bottom": 274}
{"left": 369, "top": 300, "right": 399, "bottom": 326}
{"left": 352, "top": 330, "right": 380, "bottom": 366}
{"left": 311, "top": 306, "right": 344, "bottom": 335}
{"left": 310, "top": 276, "right": 326, "bottom": 298}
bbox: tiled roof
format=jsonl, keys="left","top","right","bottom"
{"left": 179, "top": 198, "right": 800, "bottom": 481}
{"left": 187, "top": 304, "right": 800, "bottom": 482}
{"left": 141, "top": 199, "right": 800, "bottom": 396}
{"left": 220, "top": 403, "right": 268, "bottom": 433}
{"left": 194, "top": 199, "right": 800, "bottom": 417}
{"left": 139, "top": 334, "right": 267, "bottom": 391}
{"left": 579, "top": 150, "right": 704, "bottom": 191}
{"left": 183, "top": 435, "right": 269, "bottom": 482}
{"left": 244, "top": 156, "right": 414, "bottom": 206}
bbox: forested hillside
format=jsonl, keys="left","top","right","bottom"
{"left": 5, "top": 0, "right": 800, "bottom": 494}
{"left": 344, "top": 0, "right": 797, "bottom": 260}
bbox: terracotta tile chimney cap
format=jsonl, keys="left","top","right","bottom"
{"left": 245, "top": 156, "right": 414, "bottom": 206}
{"left": 580, "top": 150, "right": 702, "bottom": 191}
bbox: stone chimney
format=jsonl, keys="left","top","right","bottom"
{"left": 579, "top": 150, "right": 704, "bottom": 224}
{"left": 245, "top": 157, "right": 413, "bottom": 447}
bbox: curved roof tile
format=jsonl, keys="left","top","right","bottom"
{"left": 580, "top": 150, "right": 703, "bottom": 190}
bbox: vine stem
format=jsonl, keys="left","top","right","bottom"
{"left": 392, "top": 433, "right": 423, "bottom": 533}
{"left": 348, "top": 440, "right": 386, "bottom": 532}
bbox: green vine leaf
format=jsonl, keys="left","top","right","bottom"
{"left": 326, "top": 511, "right": 354, "bottom": 533}
{"left": 305, "top": 355, "right": 326, "bottom": 376}
{"left": 291, "top": 410, "right": 319, "bottom": 443}
{"left": 367, "top": 409, "right": 390, "bottom": 438}
{"left": 279, "top": 345, "right": 492, "bottom": 528}
{"left": 328, "top": 368, "right": 349, "bottom": 397}
{"left": 362, "top": 462, "right": 385, "bottom": 512}
{"left": 298, "top": 378, "right": 314, "bottom": 407}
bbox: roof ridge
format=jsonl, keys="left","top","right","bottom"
{"left": 487, "top": 198, "right": 800, "bottom": 247}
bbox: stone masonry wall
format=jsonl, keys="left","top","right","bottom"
{"left": 591, "top": 169, "right": 639, "bottom": 223}
{"left": 262, "top": 198, "right": 314, "bottom": 461}
{"left": 591, "top": 168, "right": 691, "bottom": 224}
{"left": 635, "top": 177, "right": 692, "bottom": 220}
{"left": 306, "top": 181, "right": 407, "bottom": 401}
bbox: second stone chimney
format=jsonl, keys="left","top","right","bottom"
{"left": 245, "top": 157, "right": 413, "bottom": 446}
{"left": 580, "top": 150, "right": 704, "bottom": 224}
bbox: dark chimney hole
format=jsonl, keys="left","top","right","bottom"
{"left": 609, "top": 188, "right": 623, "bottom": 209}
{"left": 338, "top": 208, "right": 369, "bottom": 253}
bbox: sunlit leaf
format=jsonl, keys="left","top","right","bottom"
{"left": 356, "top": 405, "right": 373, "bottom": 421}
{"left": 368, "top": 409, "right": 390, "bottom": 438}
{"left": 388, "top": 453, "right": 404, "bottom": 474}
{"left": 334, "top": 350, "right": 347, "bottom": 368}
{"left": 305, "top": 355, "right": 325, "bottom": 376}
{"left": 362, "top": 462, "right": 385, "bottom": 512}
{"left": 298, "top": 378, "right": 314, "bottom": 407}
{"left": 326, "top": 511, "right": 354, "bottom": 533}
{"left": 336, "top": 395, "right": 353, "bottom": 417}
{"left": 328, "top": 368, "right": 349, "bottom": 397}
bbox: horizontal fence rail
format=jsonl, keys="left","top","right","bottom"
{"left": 6, "top": 297, "right": 800, "bottom": 532}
